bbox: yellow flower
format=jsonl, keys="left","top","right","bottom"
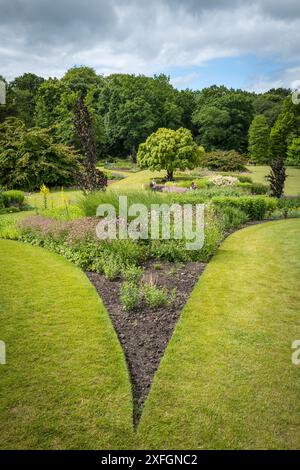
{"left": 40, "top": 184, "right": 50, "bottom": 196}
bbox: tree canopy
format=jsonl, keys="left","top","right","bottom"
{"left": 137, "top": 127, "right": 203, "bottom": 180}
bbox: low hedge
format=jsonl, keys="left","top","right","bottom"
{"left": 212, "top": 195, "right": 277, "bottom": 220}
{"left": 3, "top": 190, "right": 25, "bottom": 208}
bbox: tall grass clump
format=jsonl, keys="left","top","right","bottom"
{"left": 78, "top": 190, "right": 171, "bottom": 217}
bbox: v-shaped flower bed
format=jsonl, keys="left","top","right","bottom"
{"left": 87, "top": 260, "right": 206, "bottom": 424}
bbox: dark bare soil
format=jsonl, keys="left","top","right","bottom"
{"left": 86, "top": 260, "right": 206, "bottom": 424}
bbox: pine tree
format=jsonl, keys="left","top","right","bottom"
{"left": 248, "top": 115, "right": 270, "bottom": 164}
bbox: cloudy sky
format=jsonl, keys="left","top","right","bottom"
{"left": 0, "top": 0, "right": 300, "bottom": 91}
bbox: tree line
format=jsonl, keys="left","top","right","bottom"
{"left": 0, "top": 66, "right": 299, "bottom": 182}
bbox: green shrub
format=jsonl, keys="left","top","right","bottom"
{"left": 78, "top": 190, "right": 169, "bottom": 217}
{"left": 190, "top": 218, "right": 223, "bottom": 262}
{"left": 102, "top": 239, "right": 147, "bottom": 265}
{"left": 237, "top": 175, "right": 253, "bottom": 183}
{"left": 216, "top": 206, "right": 248, "bottom": 230}
{"left": 102, "top": 253, "right": 122, "bottom": 280}
{"left": 143, "top": 283, "right": 168, "bottom": 309}
{"left": 3, "top": 190, "right": 25, "bottom": 208}
{"left": 121, "top": 264, "right": 144, "bottom": 282}
{"left": 276, "top": 197, "right": 300, "bottom": 210}
{"left": 200, "top": 150, "right": 247, "bottom": 172}
{"left": 149, "top": 239, "right": 190, "bottom": 262}
{"left": 0, "top": 118, "right": 80, "bottom": 190}
{"left": 0, "top": 206, "right": 21, "bottom": 214}
{"left": 230, "top": 181, "right": 268, "bottom": 195}
{"left": 237, "top": 182, "right": 252, "bottom": 191}
{"left": 212, "top": 196, "right": 277, "bottom": 220}
{"left": 271, "top": 197, "right": 300, "bottom": 219}
{"left": 0, "top": 215, "right": 21, "bottom": 239}
{"left": 250, "top": 182, "right": 269, "bottom": 195}
{"left": 171, "top": 186, "right": 247, "bottom": 205}
{"left": 120, "top": 281, "right": 140, "bottom": 311}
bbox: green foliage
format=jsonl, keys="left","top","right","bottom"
{"left": 93, "top": 73, "right": 184, "bottom": 159}
{"left": 171, "top": 185, "right": 249, "bottom": 204}
{"left": 269, "top": 97, "right": 300, "bottom": 160}
{"left": 249, "top": 182, "right": 269, "bottom": 195}
{"left": 199, "top": 150, "right": 247, "bottom": 172}
{"left": 142, "top": 283, "right": 168, "bottom": 309}
{"left": 121, "top": 264, "right": 144, "bottom": 282}
{"left": 0, "top": 118, "right": 80, "bottom": 190}
{"left": 40, "top": 205, "right": 83, "bottom": 221}
{"left": 193, "top": 87, "right": 254, "bottom": 152}
{"left": 2, "top": 73, "right": 44, "bottom": 127}
{"left": 137, "top": 127, "right": 202, "bottom": 180}
{"left": 216, "top": 206, "right": 249, "bottom": 230}
{"left": 236, "top": 175, "right": 253, "bottom": 183}
{"left": 2, "top": 190, "right": 25, "bottom": 208}
{"left": 0, "top": 214, "right": 21, "bottom": 239}
{"left": 212, "top": 195, "right": 277, "bottom": 220}
{"left": 78, "top": 189, "right": 169, "bottom": 217}
{"left": 253, "top": 90, "right": 288, "bottom": 126}
{"left": 0, "top": 207, "right": 21, "bottom": 215}
{"left": 120, "top": 281, "right": 140, "bottom": 311}
{"left": 237, "top": 181, "right": 269, "bottom": 195}
{"left": 286, "top": 137, "right": 300, "bottom": 166}
{"left": 149, "top": 240, "right": 190, "bottom": 262}
{"left": 192, "top": 105, "right": 230, "bottom": 150}
{"left": 248, "top": 115, "right": 270, "bottom": 164}
{"left": 102, "top": 253, "right": 122, "bottom": 280}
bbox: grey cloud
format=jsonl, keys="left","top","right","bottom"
{"left": 0, "top": 0, "right": 299, "bottom": 86}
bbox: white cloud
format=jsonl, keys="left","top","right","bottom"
{"left": 0, "top": 0, "right": 299, "bottom": 85}
{"left": 248, "top": 65, "right": 300, "bottom": 92}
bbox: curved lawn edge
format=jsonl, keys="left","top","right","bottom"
{"left": 137, "top": 219, "right": 300, "bottom": 449}
{"left": 0, "top": 240, "right": 133, "bottom": 450}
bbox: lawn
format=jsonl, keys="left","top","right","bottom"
{"left": 246, "top": 165, "right": 300, "bottom": 196}
{"left": 137, "top": 219, "right": 300, "bottom": 449}
{"left": 21, "top": 165, "right": 300, "bottom": 209}
{"left": 0, "top": 240, "right": 133, "bottom": 450}
{"left": 111, "top": 165, "right": 300, "bottom": 195}
{"left": 27, "top": 188, "right": 82, "bottom": 209}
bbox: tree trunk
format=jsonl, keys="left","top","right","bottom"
{"left": 166, "top": 170, "right": 174, "bottom": 181}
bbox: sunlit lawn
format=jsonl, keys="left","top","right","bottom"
{"left": 138, "top": 220, "right": 300, "bottom": 449}
{"left": 0, "top": 240, "right": 133, "bottom": 449}
{"left": 246, "top": 165, "right": 300, "bottom": 196}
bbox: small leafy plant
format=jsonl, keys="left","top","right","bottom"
{"left": 102, "top": 254, "right": 122, "bottom": 280}
{"left": 142, "top": 283, "right": 168, "bottom": 309}
{"left": 121, "top": 264, "right": 144, "bottom": 282}
{"left": 120, "top": 281, "right": 140, "bottom": 311}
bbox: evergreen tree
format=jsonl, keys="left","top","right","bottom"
{"left": 248, "top": 115, "right": 270, "bottom": 164}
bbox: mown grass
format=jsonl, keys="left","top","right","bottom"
{"left": 137, "top": 219, "right": 300, "bottom": 449}
{"left": 246, "top": 165, "right": 300, "bottom": 196}
{"left": 27, "top": 188, "right": 82, "bottom": 209}
{"left": 0, "top": 240, "right": 133, "bottom": 449}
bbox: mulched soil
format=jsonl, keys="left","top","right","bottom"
{"left": 86, "top": 260, "right": 206, "bottom": 424}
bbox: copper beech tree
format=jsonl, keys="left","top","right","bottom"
{"left": 74, "top": 96, "right": 107, "bottom": 192}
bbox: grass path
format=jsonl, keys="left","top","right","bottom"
{"left": 0, "top": 240, "right": 133, "bottom": 449}
{"left": 137, "top": 219, "right": 300, "bottom": 449}
{"left": 1, "top": 221, "right": 300, "bottom": 449}
{"left": 110, "top": 169, "right": 164, "bottom": 190}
